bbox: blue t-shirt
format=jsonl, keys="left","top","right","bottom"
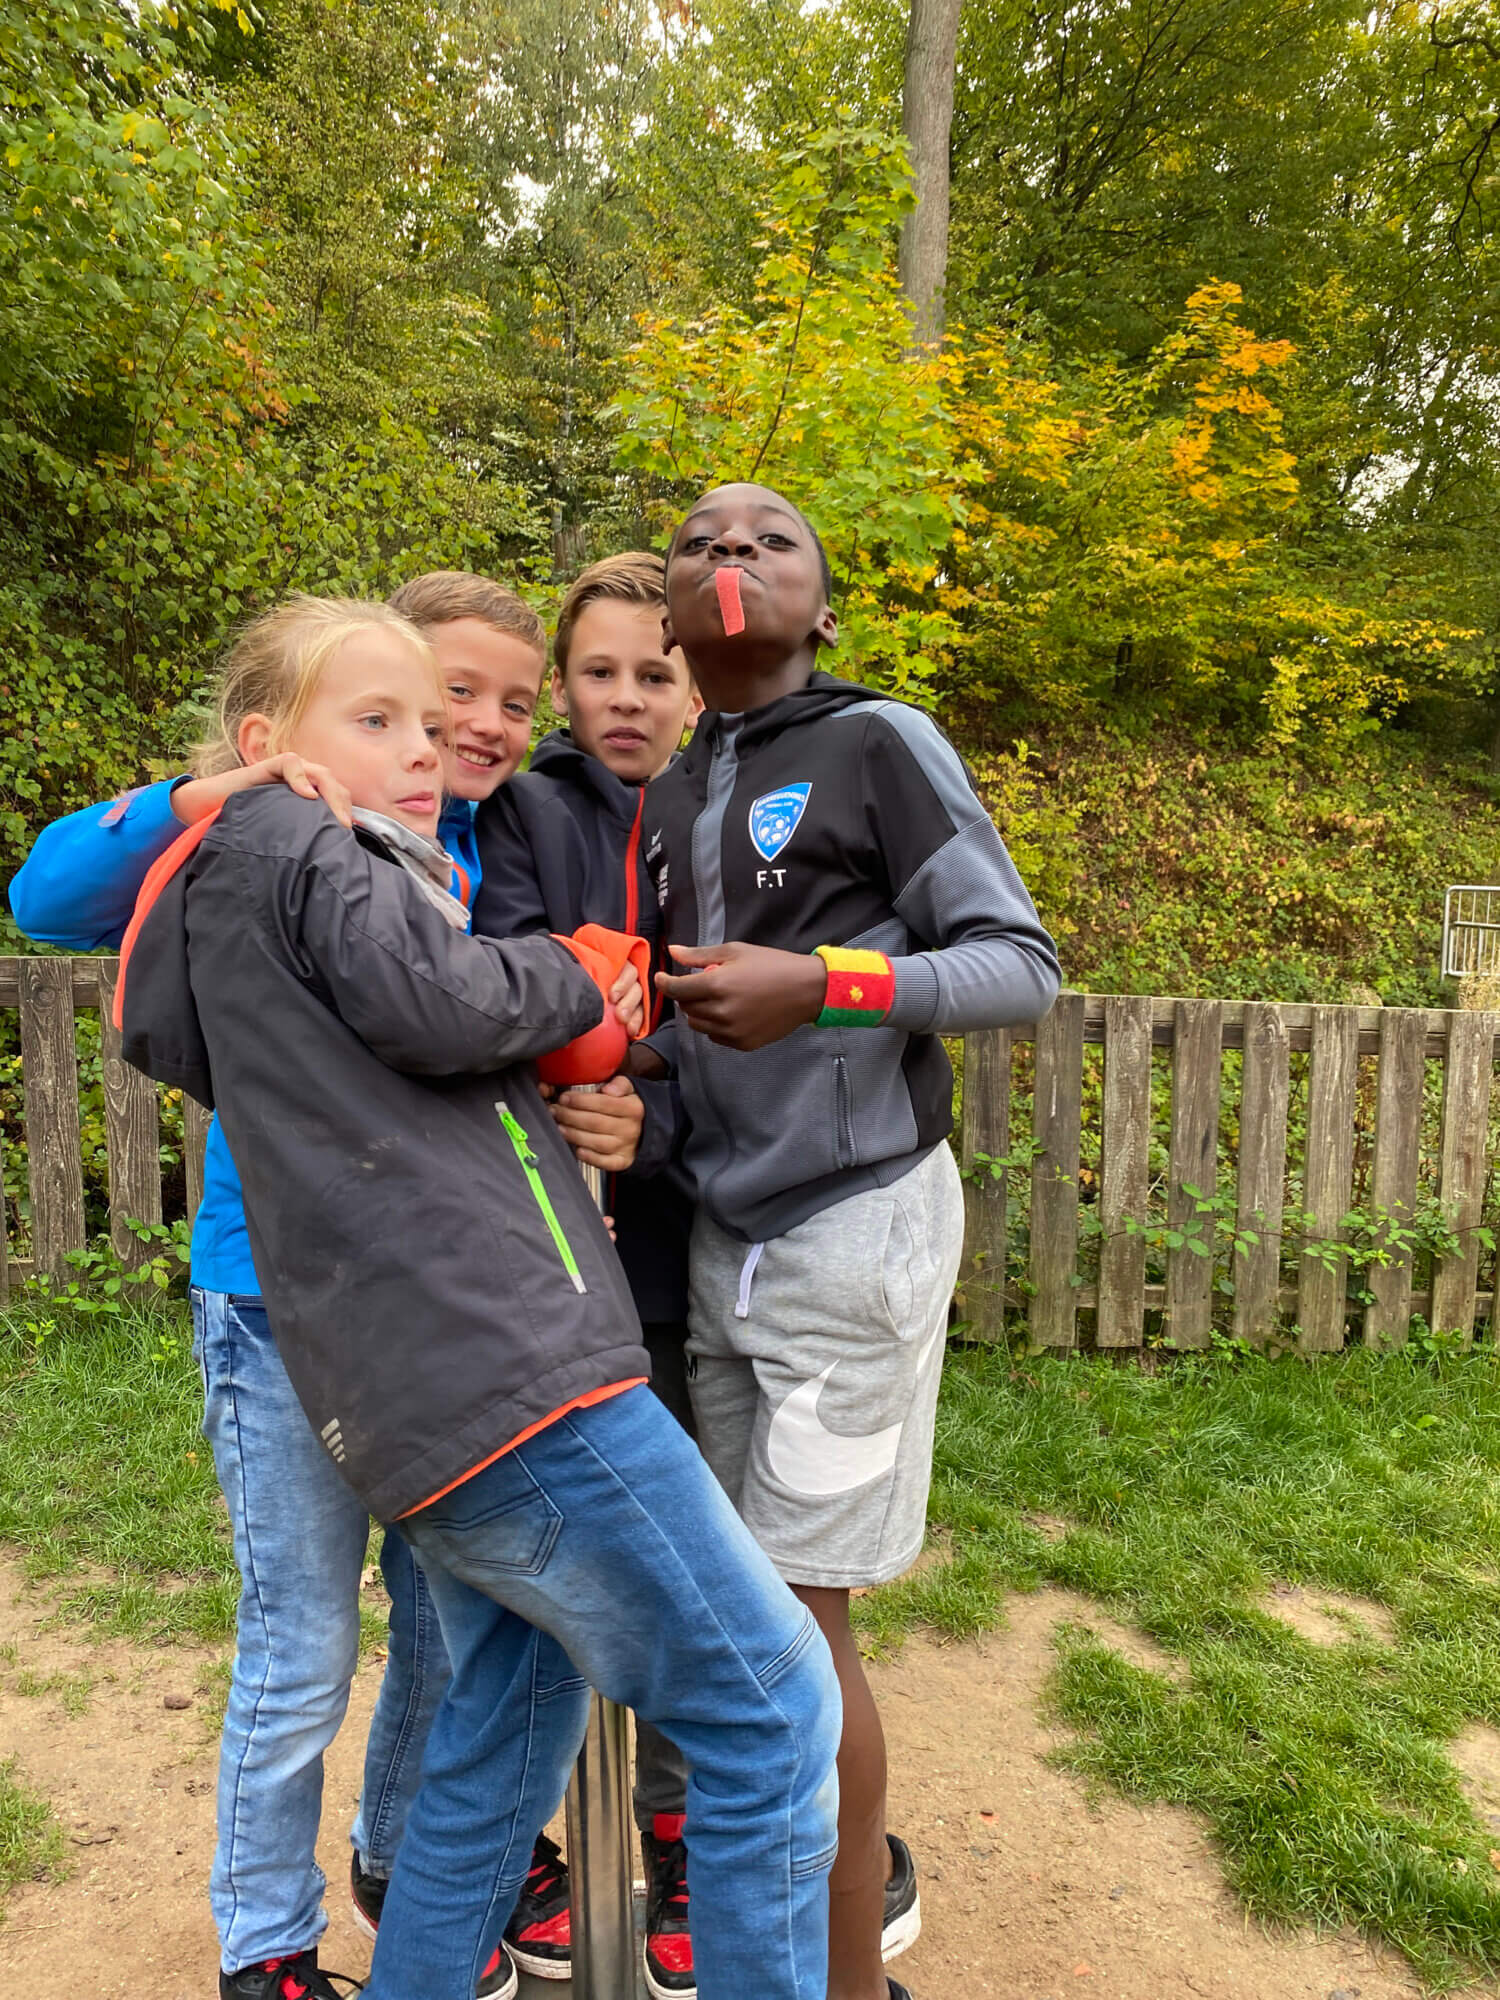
{"left": 8, "top": 783, "right": 482, "bottom": 1296}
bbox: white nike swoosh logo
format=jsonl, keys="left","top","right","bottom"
{"left": 765, "top": 1319, "right": 946, "bottom": 1497}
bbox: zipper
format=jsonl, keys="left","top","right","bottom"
{"left": 834, "top": 1054, "right": 856, "bottom": 1169}
{"left": 495, "top": 1100, "right": 587, "bottom": 1294}
{"left": 687, "top": 720, "right": 744, "bottom": 1211}
{"left": 623, "top": 785, "right": 645, "bottom": 937}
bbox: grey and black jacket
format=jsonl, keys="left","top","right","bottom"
{"left": 116, "top": 787, "right": 647, "bottom": 1521}
{"left": 474, "top": 731, "right": 692, "bottom": 1321}
{"left": 643, "top": 672, "right": 1062, "bottom": 1241}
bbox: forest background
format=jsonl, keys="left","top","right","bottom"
{"left": 6, "top": 0, "right": 1500, "bottom": 1006}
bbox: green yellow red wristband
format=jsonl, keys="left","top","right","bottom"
{"left": 814, "top": 945, "right": 895, "bottom": 1028}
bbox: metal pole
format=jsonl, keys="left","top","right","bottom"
{"left": 565, "top": 1118, "right": 640, "bottom": 1997}
{"left": 565, "top": 1688, "right": 636, "bottom": 1998}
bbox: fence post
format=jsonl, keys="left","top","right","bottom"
{"left": 1029, "top": 992, "right": 1083, "bottom": 1349}
{"left": 1298, "top": 1006, "right": 1359, "bottom": 1352}
{"left": 1431, "top": 1010, "right": 1495, "bottom": 1343}
{"left": 958, "top": 1028, "right": 1011, "bottom": 1339}
{"left": 1098, "top": 995, "right": 1151, "bottom": 1348}
{"left": 19, "top": 956, "right": 88, "bottom": 1279}
{"left": 1164, "top": 1000, "right": 1222, "bottom": 1349}
{"left": 96, "top": 959, "right": 163, "bottom": 1263}
{"left": 1233, "top": 1002, "right": 1289, "bottom": 1347}
{"left": 1363, "top": 1007, "right": 1426, "bottom": 1349}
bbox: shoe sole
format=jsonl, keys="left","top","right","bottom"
{"left": 479, "top": 1960, "right": 519, "bottom": 2000}
{"left": 350, "top": 1895, "right": 380, "bottom": 1945}
{"left": 881, "top": 1891, "right": 922, "bottom": 1961}
{"left": 643, "top": 1950, "right": 698, "bottom": 2000}
{"left": 506, "top": 1943, "right": 571, "bottom": 1981}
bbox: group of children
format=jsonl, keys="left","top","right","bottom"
{"left": 9, "top": 482, "right": 1060, "bottom": 2000}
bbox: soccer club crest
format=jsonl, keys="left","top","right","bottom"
{"left": 748, "top": 784, "right": 811, "bottom": 864}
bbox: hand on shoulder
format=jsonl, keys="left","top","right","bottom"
{"left": 170, "top": 755, "right": 354, "bottom": 830}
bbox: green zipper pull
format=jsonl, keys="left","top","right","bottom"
{"left": 496, "top": 1099, "right": 587, "bottom": 1295}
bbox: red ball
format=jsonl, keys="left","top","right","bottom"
{"left": 536, "top": 1010, "right": 628, "bottom": 1087}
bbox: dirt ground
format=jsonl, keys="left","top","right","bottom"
{"left": 0, "top": 1553, "right": 1446, "bottom": 2000}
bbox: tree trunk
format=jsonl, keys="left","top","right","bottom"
{"left": 898, "top": 0, "right": 963, "bottom": 345}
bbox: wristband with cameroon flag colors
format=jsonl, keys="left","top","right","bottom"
{"left": 814, "top": 945, "right": 895, "bottom": 1028}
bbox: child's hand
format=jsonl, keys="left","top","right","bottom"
{"left": 172, "top": 755, "right": 354, "bottom": 830}
{"left": 546, "top": 1075, "right": 645, "bottom": 1172}
{"left": 610, "top": 961, "right": 645, "bottom": 1039}
{"left": 655, "top": 942, "right": 828, "bottom": 1051}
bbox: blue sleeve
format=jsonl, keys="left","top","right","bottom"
{"left": 7, "top": 781, "right": 187, "bottom": 951}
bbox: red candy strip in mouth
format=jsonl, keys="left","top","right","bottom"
{"left": 715, "top": 564, "right": 746, "bottom": 635}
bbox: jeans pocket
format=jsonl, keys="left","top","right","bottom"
{"left": 425, "top": 1468, "right": 564, "bottom": 1580}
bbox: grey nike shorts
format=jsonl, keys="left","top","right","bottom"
{"left": 686, "top": 1143, "right": 965, "bottom": 1590}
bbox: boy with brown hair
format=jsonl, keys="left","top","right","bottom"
{"left": 473, "top": 550, "right": 705, "bottom": 2000}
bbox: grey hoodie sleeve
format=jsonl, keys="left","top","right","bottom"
{"left": 281, "top": 821, "right": 605, "bottom": 1076}
{"left": 861, "top": 706, "right": 1062, "bottom": 1035}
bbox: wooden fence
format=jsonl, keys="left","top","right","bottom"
{"left": 3, "top": 960, "right": 1497, "bottom": 1354}
{"left": 0, "top": 955, "right": 209, "bottom": 1295}
{"left": 959, "top": 994, "right": 1500, "bottom": 1353}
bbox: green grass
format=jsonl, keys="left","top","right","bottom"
{"left": 0, "top": 1757, "right": 66, "bottom": 1916}
{"left": 854, "top": 1339, "right": 1500, "bottom": 1988}
{"left": 15, "top": 1286, "right": 1500, "bottom": 1983}
{"left": 0, "top": 1285, "right": 404, "bottom": 1651}
{"left": 0, "top": 1291, "right": 237, "bottom": 1640}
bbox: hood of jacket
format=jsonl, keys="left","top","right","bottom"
{"left": 527, "top": 729, "right": 645, "bottom": 829}
{"left": 680, "top": 671, "right": 888, "bottom": 771}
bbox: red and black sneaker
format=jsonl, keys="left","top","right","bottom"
{"left": 641, "top": 1811, "right": 695, "bottom": 1999}
{"left": 502, "top": 1830, "right": 572, "bottom": 1980}
{"left": 219, "top": 1951, "right": 361, "bottom": 1999}
{"left": 347, "top": 1852, "right": 519, "bottom": 1998}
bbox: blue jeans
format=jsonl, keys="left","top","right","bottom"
{"left": 351, "top": 1526, "right": 449, "bottom": 1877}
{"left": 370, "top": 1385, "right": 841, "bottom": 2000}
{"left": 192, "top": 1290, "right": 445, "bottom": 1970}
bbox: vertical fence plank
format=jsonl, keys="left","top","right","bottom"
{"left": 1298, "top": 1005, "right": 1360, "bottom": 1352}
{"left": 19, "top": 957, "right": 88, "bottom": 1279}
{"left": 1233, "top": 1002, "right": 1290, "bottom": 1347}
{"left": 1029, "top": 992, "right": 1084, "bottom": 1349}
{"left": 1098, "top": 995, "right": 1151, "bottom": 1348}
{"left": 96, "top": 959, "right": 162, "bottom": 1264}
{"left": 958, "top": 1028, "right": 1012, "bottom": 1340}
{"left": 1164, "top": 1000, "right": 1222, "bottom": 1349}
{"left": 1362, "top": 1007, "right": 1427, "bottom": 1349}
{"left": 1430, "top": 1010, "right": 1495, "bottom": 1342}
{"left": 184, "top": 1096, "right": 211, "bottom": 1226}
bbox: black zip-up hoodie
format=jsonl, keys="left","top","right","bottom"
{"left": 474, "top": 729, "right": 692, "bottom": 1321}
{"left": 644, "top": 673, "right": 1062, "bottom": 1241}
{"left": 117, "top": 787, "right": 648, "bottom": 1521}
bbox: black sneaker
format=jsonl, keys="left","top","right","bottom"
{"left": 881, "top": 1832, "right": 921, "bottom": 1960}
{"left": 349, "top": 1853, "right": 386, "bottom": 1942}
{"left": 641, "top": 1810, "right": 696, "bottom": 1999}
{"left": 219, "top": 1953, "right": 360, "bottom": 1999}
{"left": 347, "top": 1853, "right": 518, "bottom": 1999}
{"left": 503, "top": 1830, "right": 572, "bottom": 1979}
{"left": 476, "top": 1946, "right": 519, "bottom": 2000}
{"left": 887, "top": 1983, "right": 914, "bottom": 2000}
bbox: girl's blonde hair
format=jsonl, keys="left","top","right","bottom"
{"left": 192, "top": 596, "right": 442, "bottom": 778}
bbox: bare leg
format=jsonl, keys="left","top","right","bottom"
{"left": 794, "top": 1583, "right": 890, "bottom": 2000}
